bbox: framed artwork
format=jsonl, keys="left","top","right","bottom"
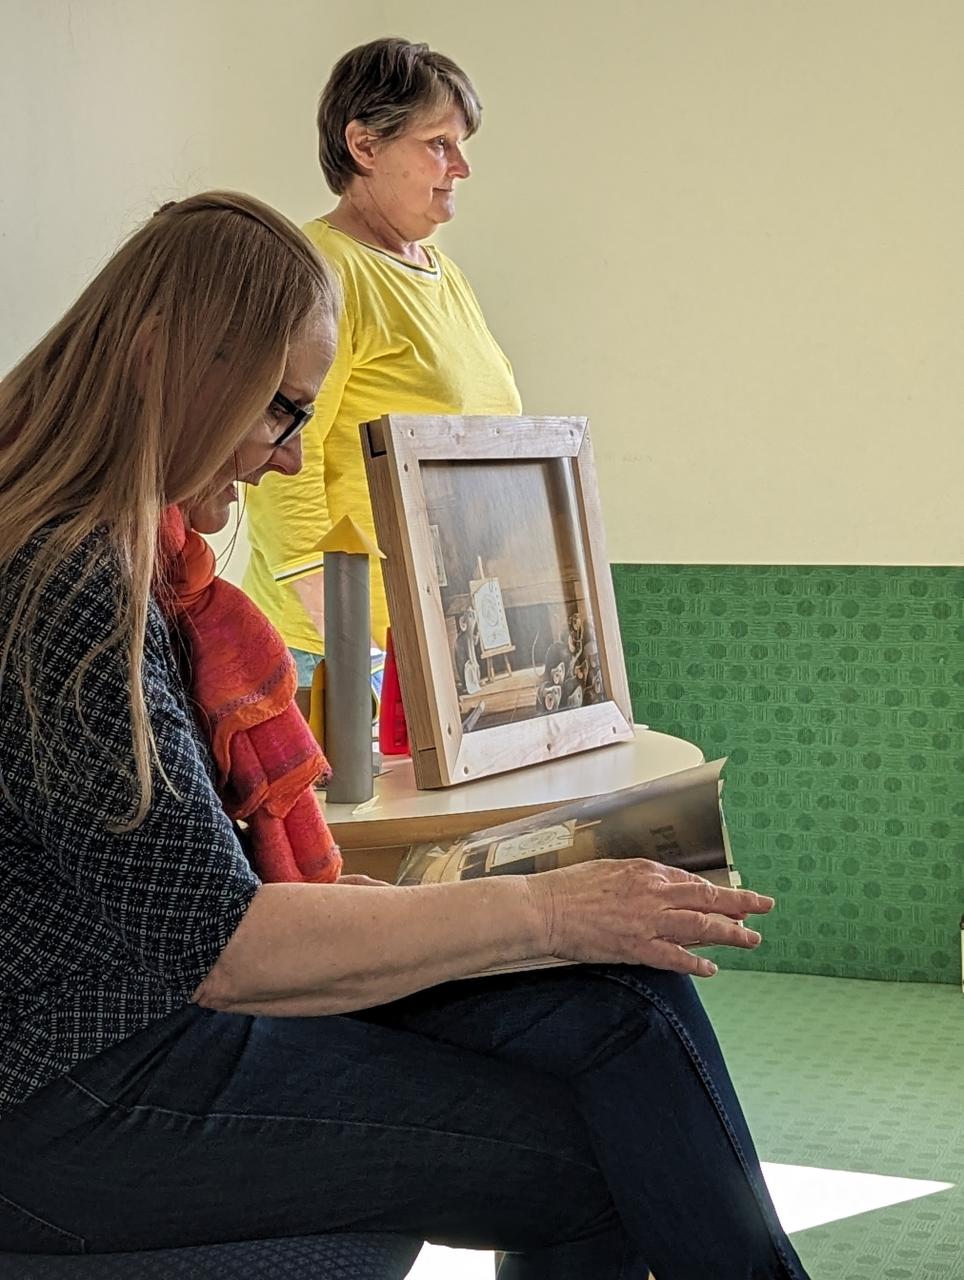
{"left": 362, "top": 415, "right": 635, "bottom": 788}
{"left": 471, "top": 573, "right": 511, "bottom": 655}
{"left": 429, "top": 523, "right": 447, "bottom": 588}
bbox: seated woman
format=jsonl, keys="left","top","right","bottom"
{"left": 0, "top": 192, "right": 810, "bottom": 1279}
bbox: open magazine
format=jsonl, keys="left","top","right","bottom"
{"left": 395, "top": 759, "right": 739, "bottom": 977}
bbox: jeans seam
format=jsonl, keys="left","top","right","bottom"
{"left": 598, "top": 970, "right": 803, "bottom": 1280}
{"left": 0, "top": 1188, "right": 88, "bottom": 1253}
{"left": 65, "top": 1075, "right": 601, "bottom": 1175}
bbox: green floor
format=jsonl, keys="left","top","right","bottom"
{"left": 701, "top": 971, "right": 964, "bottom": 1279}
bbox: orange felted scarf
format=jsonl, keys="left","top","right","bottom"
{"left": 157, "top": 506, "right": 341, "bottom": 884}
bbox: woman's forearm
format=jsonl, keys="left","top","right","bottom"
{"left": 193, "top": 879, "right": 544, "bottom": 1015}
{"left": 194, "top": 859, "right": 774, "bottom": 1015}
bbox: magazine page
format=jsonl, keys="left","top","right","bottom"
{"left": 395, "top": 760, "right": 739, "bottom": 977}
{"left": 396, "top": 759, "right": 735, "bottom": 889}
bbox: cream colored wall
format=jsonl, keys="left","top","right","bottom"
{"left": 403, "top": 0, "right": 964, "bottom": 566}
{"left": 4, "top": 1, "right": 962, "bottom": 576}
{"left": 0, "top": 0, "right": 387, "bottom": 583}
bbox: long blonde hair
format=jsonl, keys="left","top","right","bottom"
{"left": 0, "top": 191, "right": 339, "bottom": 826}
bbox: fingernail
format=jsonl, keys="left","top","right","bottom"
{"left": 704, "top": 961, "right": 719, "bottom": 976}
{"left": 747, "top": 930, "right": 762, "bottom": 945}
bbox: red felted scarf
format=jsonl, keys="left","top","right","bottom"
{"left": 157, "top": 505, "right": 341, "bottom": 884}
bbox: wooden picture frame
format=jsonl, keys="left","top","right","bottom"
{"left": 362, "top": 415, "right": 635, "bottom": 789}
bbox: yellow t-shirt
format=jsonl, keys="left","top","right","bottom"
{"left": 243, "top": 219, "right": 522, "bottom": 651}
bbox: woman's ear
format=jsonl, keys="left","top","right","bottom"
{"left": 344, "top": 120, "right": 380, "bottom": 175}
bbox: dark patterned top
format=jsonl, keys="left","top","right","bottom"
{"left": 0, "top": 528, "right": 260, "bottom": 1116}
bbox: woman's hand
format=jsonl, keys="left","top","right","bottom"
{"left": 525, "top": 859, "right": 774, "bottom": 978}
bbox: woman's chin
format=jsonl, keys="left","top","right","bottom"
{"left": 186, "top": 488, "right": 236, "bottom": 535}
{"left": 191, "top": 507, "right": 230, "bottom": 535}
{"left": 428, "top": 192, "right": 456, "bottom": 224}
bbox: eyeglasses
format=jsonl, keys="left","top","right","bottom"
{"left": 268, "top": 390, "right": 315, "bottom": 447}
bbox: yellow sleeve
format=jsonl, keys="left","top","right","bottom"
{"left": 241, "top": 301, "right": 354, "bottom": 653}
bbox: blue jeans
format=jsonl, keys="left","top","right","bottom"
{"left": 0, "top": 966, "right": 809, "bottom": 1279}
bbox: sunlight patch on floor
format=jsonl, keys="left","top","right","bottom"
{"left": 759, "top": 1160, "right": 953, "bottom": 1234}
{"left": 409, "top": 1244, "right": 495, "bottom": 1279}
{"left": 406, "top": 1162, "right": 955, "bottom": 1277}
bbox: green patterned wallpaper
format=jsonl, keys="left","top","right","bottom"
{"left": 612, "top": 564, "right": 963, "bottom": 985}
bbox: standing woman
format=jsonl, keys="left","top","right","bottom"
{"left": 243, "top": 37, "right": 521, "bottom": 680}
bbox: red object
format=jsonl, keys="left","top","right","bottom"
{"left": 378, "top": 628, "right": 410, "bottom": 756}
{"left": 157, "top": 506, "right": 341, "bottom": 884}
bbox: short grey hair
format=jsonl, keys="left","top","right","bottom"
{"left": 317, "top": 37, "right": 482, "bottom": 194}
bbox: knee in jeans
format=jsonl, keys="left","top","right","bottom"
{"left": 592, "top": 965, "right": 703, "bottom": 1029}
{"left": 538, "top": 972, "right": 672, "bottom": 1075}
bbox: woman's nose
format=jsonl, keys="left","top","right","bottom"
{"left": 450, "top": 147, "right": 471, "bottom": 180}
{"left": 273, "top": 435, "right": 304, "bottom": 477}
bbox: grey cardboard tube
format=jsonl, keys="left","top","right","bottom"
{"left": 323, "top": 550, "right": 373, "bottom": 804}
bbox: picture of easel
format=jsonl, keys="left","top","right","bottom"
{"left": 469, "top": 555, "right": 515, "bottom": 681}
